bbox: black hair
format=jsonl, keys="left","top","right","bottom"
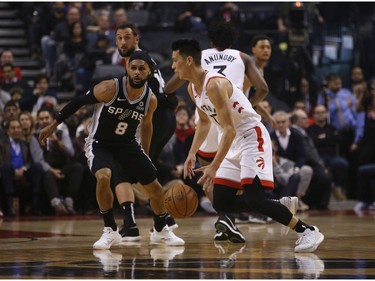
{"left": 4, "top": 99, "right": 18, "bottom": 110}
{"left": 208, "top": 22, "right": 237, "bottom": 50}
{"left": 115, "top": 22, "right": 138, "bottom": 37}
{"left": 172, "top": 39, "right": 201, "bottom": 65}
{"left": 34, "top": 73, "right": 49, "bottom": 85}
{"left": 250, "top": 34, "right": 272, "bottom": 48}
{"left": 128, "top": 50, "right": 155, "bottom": 71}
{"left": 5, "top": 117, "right": 20, "bottom": 130}
{"left": 176, "top": 104, "right": 192, "bottom": 119}
{"left": 37, "top": 106, "right": 56, "bottom": 119}
{"left": 326, "top": 73, "right": 341, "bottom": 82}
{"left": 69, "top": 21, "right": 86, "bottom": 40}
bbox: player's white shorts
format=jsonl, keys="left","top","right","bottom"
{"left": 214, "top": 123, "right": 274, "bottom": 190}
{"left": 197, "top": 122, "right": 220, "bottom": 160}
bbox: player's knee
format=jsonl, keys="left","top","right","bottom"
{"left": 243, "top": 183, "right": 265, "bottom": 209}
{"left": 95, "top": 169, "right": 111, "bottom": 186}
{"left": 143, "top": 180, "right": 162, "bottom": 195}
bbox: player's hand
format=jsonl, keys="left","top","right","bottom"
{"left": 39, "top": 121, "right": 59, "bottom": 145}
{"left": 194, "top": 165, "right": 216, "bottom": 192}
{"left": 183, "top": 153, "right": 196, "bottom": 179}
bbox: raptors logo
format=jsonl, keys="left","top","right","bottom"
{"left": 232, "top": 101, "right": 244, "bottom": 113}
{"left": 256, "top": 157, "right": 265, "bottom": 169}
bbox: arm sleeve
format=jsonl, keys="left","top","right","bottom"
{"left": 56, "top": 90, "right": 98, "bottom": 123}
{"left": 148, "top": 69, "right": 178, "bottom": 110}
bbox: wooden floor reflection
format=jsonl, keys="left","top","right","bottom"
{"left": 0, "top": 210, "right": 374, "bottom": 279}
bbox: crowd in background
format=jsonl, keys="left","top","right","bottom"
{"left": 1, "top": 2, "right": 375, "bottom": 218}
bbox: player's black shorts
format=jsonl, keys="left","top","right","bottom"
{"left": 90, "top": 140, "right": 157, "bottom": 187}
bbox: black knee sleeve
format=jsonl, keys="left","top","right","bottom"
{"left": 243, "top": 177, "right": 293, "bottom": 225}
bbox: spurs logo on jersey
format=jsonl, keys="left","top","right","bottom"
{"left": 107, "top": 107, "right": 144, "bottom": 121}
{"left": 87, "top": 76, "right": 151, "bottom": 144}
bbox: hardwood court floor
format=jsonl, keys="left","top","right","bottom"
{"left": 0, "top": 209, "right": 374, "bottom": 279}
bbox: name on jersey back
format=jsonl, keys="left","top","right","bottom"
{"left": 203, "top": 54, "right": 237, "bottom": 65}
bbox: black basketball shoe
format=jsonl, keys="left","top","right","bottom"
{"left": 215, "top": 215, "right": 245, "bottom": 243}
{"left": 119, "top": 225, "right": 141, "bottom": 242}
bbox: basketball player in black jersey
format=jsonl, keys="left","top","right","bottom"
{"left": 39, "top": 51, "right": 184, "bottom": 250}
{"left": 115, "top": 22, "right": 179, "bottom": 237}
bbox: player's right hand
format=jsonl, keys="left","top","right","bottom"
{"left": 39, "top": 121, "right": 59, "bottom": 145}
{"left": 183, "top": 153, "right": 196, "bottom": 179}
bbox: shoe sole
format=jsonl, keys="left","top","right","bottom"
{"left": 121, "top": 235, "right": 141, "bottom": 242}
{"left": 150, "top": 239, "right": 185, "bottom": 246}
{"left": 93, "top": 239, "right": 121, "bottom": 250}
{"left": 295, "top": 232, "right": 325, "bottom": 253}
{"left": 214, "top": 233, "right": 229, "bottom": 242}
{"left": 214, "top": 238, "right": 229, "bottom": 242}
{"left": 215, "top": 220, "right": 245, "bottom": 243}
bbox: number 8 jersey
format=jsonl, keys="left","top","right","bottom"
{"left": 86, "top": 76, "right": 152, "bottom": 145}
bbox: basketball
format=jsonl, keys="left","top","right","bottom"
{"left": 164, "top": 183, "right": 198, "bottom": 218}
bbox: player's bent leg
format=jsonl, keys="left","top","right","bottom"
{"left": 95, "top": 168, "right": 114, "bottom": 211}
{"left": 142, "top": 179, "right": 166, "bottom": 215}
{"left": 115, "top": 183, "right": 141, "bottom": 242}
{"left": 213, "top": 184, "right": 246, "bottom": 243}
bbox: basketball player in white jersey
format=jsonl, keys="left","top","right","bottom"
{"left": 165, "top": 22, "right": 295, "bottom": 239}
{"left": 39, "top": 51, "right": 184, "bottom": 250}
{"left": 171, "top": 38, "right": 324, "bottom": 252}
{"left": 197, "top": 22, "right": 268, "bottom": 165}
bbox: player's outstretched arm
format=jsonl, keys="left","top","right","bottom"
{"left": 38, "top": 80, "right": 115, "bottom": 145}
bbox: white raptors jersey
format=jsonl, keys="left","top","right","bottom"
{"left": 192, "top": 71, "right": 273, "bottom": 188}
{"left": 191, "top": 71, "right": 261, "bottom": 137}
{"left": 201, "top": 48, "right": 245, "bottom": 91}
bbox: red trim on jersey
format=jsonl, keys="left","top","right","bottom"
{"left": 214, "top": 178, "right": 242, "bottom": 189}
{"left": 255, "top": 126, "right": 265, "bottom": 152}
{"left": 197, "top": 150, "right": 216, "bottom": 158}
{"left": 241, "top": 178, "right": 274, "bottom": 189}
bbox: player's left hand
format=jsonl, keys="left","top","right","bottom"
{"left": 194, "top": 165, "right": 216, "bottom": 191}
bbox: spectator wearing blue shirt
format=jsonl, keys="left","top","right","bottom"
{"left": 317, "top": 73, "right": 357, "bottom": 159}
